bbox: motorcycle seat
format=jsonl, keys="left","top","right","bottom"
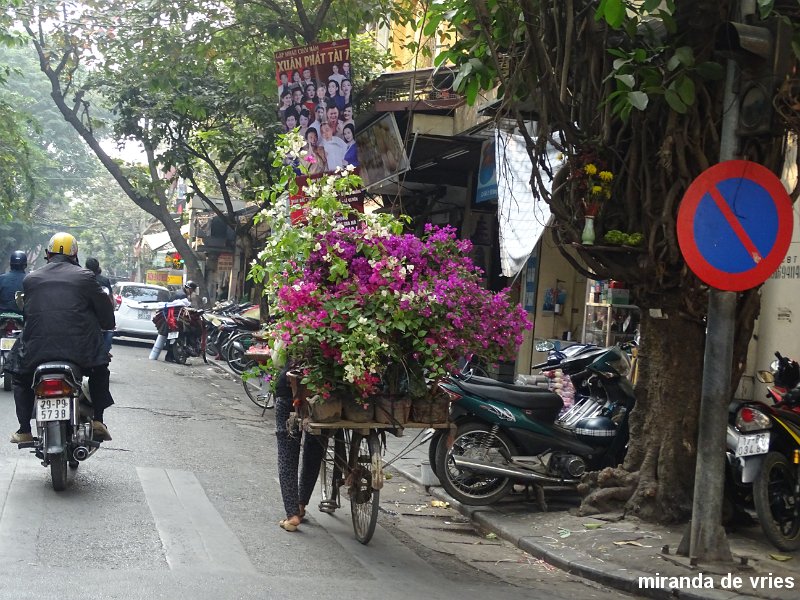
{"left": 453, "top": 377, "right": 564, "bottom": 411}
{"left": 460, "top": 374, "right": 550, "bottom": 390}
{"left": 232, "top": 316, "right": 261, "bottom": 330}
{"left": 33, "top": 361, "right": 82, "bottom": 388}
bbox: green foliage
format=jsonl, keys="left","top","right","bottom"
{"left": 603, "top": 230, "right": 644, "bottom": 247}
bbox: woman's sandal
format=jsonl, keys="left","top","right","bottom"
{"left": 297, "top": 507, "right": 307, "bottom": 522}
{"left": 279, "top": 518, "right": 299, "bottom": 532}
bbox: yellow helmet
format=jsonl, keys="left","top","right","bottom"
{"left": 46, "top": 232, "right": 78, "bottom": 257}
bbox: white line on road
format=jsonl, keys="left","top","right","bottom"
{"left": 137, "top": 467, "right": 256, "bottom": 573}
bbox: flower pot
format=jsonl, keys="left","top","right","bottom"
{"left": 342, "top": 397, "right": 374, "bottom": 423}
{"left": 374, "top": 395, "right": 411, "bottom": 425}
{"left": 307, "top": 396, "right": 342, "bottom": 423}
{"left": 411, "top": 395, "right": 449, "bottom": 424}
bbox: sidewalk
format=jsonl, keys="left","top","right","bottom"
{"left": 384, "top": 434, "right": 799, "bottom": 600}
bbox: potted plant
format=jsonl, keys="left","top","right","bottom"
{"left": 248, "top": 131, "right": 532, "bottom": 422}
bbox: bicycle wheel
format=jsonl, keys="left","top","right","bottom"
{"left": 242, "top": 375, "right": 274, "bottom": 410}
{"left": 226, "top": 332, "right": 256, "bottom": 375}
{"left": 349, "top": 430, "right": 381, "bottom": 544}
{"left": 319, "top": 430, "right": 345, "bottom": 514}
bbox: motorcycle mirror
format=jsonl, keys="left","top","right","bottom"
{"left": 535, "top": 340, "right": 555, "bottom": 352}
{"left": 757, "top": 370, "right": 775, "bottom": 384}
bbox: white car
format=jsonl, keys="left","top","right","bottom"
{"left": 112, "top": 282, "right": 172, "bottom": 338}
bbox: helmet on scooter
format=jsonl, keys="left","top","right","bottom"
{"left": 46, "top": 232, "right": 78, "bottom": 258}
{"left": 574, "top": 416, "right": 618, "bottom": 446}
{"left": 9, "top": 251, "right": 27, "bottom": 270}
{"left": 774, "top": 357, "right": 800, "bottom": 390}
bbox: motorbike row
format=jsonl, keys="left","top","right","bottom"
{"left": 0, "top": 298, "right": 263, "bottom": 492}
{"left": 432, "top": 341, "right": 800, "bottom": 552}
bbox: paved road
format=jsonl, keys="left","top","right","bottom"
{"left": 0, "top": 339, "right": 630, "bottom": 599}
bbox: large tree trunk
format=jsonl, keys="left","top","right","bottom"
{"left": 580, "top": 288, "right": 705, "bottom": 522}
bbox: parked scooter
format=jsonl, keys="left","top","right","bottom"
{"left": 151, "top": 305, "right": 207, "bottom": 364}
{"left": 434, "top": 343, "right": 635, "bottom": 506}
{"left": 0, "top": 312, "right": 23, "bottom": 391}
{"left": 726, "top": 351, "right": 800, "bottom": 550}
{"left": 15, "top": 362, "right": 102, "bottom": 491}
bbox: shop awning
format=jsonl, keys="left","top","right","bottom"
{"left": 142, "top": 225, "right": 190, "bottom": 252}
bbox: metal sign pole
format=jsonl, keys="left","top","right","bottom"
{"left": 679, "top": 59, "right": 741, "bottom": 562}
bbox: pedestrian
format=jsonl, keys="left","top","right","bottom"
{"left": 85, "top": 257, "right": 114, "bottom": 358}
{"left": 275, "top": 367, "right": 325, "bottom": 532}
{"left": 0, "top": 251, "right": 27, "bottom": 314}
{"left": 6, "top": 232, "right": 114, "bottom": 443}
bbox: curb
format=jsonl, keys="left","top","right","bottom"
{"left": 391, "top": 463, "right": 740, "bottom": 600}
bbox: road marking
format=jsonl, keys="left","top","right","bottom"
{"left": 137, "top": 467, "right": 255, "bottom": 573}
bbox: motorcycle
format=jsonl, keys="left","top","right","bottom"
{"left": 152, "top": 305, "right": 207, "bottom": 364}
{"left": 0, "top": 311, "right": 23, "bottom": 391}
{"left": 725, "top": 351, "right": 800, "bottom": 550}
{"left": 16, "top": 361, "right": 102, "bottom": 491}
{"left": 434, "top": 343, "right": 636, "bottom": 506}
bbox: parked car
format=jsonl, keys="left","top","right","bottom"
{"left": 112, "top": 282, "right": 171, "bottom": 338}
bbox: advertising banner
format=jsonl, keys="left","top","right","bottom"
{"left": 275, "top": 39, "right": 358, "bottom": 175}
{"left": 289, "top": 174, "right": 364, "bottom": 227}
{"left": 476, "top": 137, "right": 498, "bottom": 203}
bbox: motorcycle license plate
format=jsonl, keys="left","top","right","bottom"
{"left": 735, "top": 432, "right": 770, "bottom": 457}
{"left": 167, "top": 331, "right": 179, "bottom": 339}
{"left": 0, "top": 337, "right": 15, "bottom": 351}
{"left": 137, "top": 308, "right": 152, "bottom": 319}
{"left": 36, "top": 398, "right": 71, "bottom": 421}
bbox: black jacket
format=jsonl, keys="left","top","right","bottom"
{"left": 8, "top": 255, "right": 115, "bottom": 374}
{"left": 0, "top": 270, "right": 25, "bottom": 312}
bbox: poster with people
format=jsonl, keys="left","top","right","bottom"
{"left": 274, "top": 39, "right": 358, "bottom": 174}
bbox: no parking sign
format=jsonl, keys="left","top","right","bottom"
{"left": 677, "top": 160, "right": 793, "bottom": 291}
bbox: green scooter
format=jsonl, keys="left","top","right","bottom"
{"left": 434, "top": 344, "right": 636, "bottom": 506}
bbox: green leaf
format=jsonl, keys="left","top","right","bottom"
{"left": 465, "top": 78, "right": 480, "bottom": 105}
{"left": 642, "top": 0, "right": 661, "bottom": 11}
{"left": 675, "top": 76, "right": 695, "bottom": 106}
{"left": 615, "top": 73, "right": 635, "bottom": 89}
{"left": 603, "top": 0, "right": 626, "bottom": 28}
{"left": 757, "top": 0, "right": 775, "bottom": 20}
{"left": 666, "top": 55, "right": 681, "bottom": 72}
{"left": 628, "top": 91, "right": 649, "bottom": 110}
{"left": 665, "top": 89, "right": 688, "bottom": 113}
{"left": 584, "top": 523, "right": 603, "bottom": 529}
{"left": 695, "top": 61, "right": 725, "bottom": 81}
{"left": 674, "top": 46, "right": 695, "bottom": 67}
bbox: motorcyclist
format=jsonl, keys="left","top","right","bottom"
{"left": 0, "top": 251, "right": 27, "bottom": 314}
{"left": 85, "top": 257, "right": 114, "bottom": 357}
{"left": 174, "top": 280, "right": 202, "bottom": 309}
{"left": 6, "top": 232, "right": 115, "bottom": 443}
{"left": 150, "top": 281, "right": 200, "bottom": 363}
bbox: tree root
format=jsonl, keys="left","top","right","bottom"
{"left": 577, "top": 467, "right": 639, "bottom": 516}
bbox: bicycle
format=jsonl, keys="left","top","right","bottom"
{"left": 241, "top": 373, "right": 275, "bottom": 411}
{"left": 306, "top": 416, "right": 451, "bottom": 545}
